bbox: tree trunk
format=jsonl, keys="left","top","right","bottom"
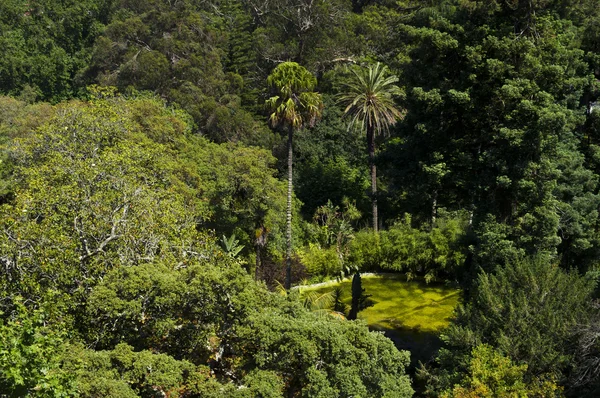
{"left": 255, "top": 225, "right": 267, "bottom": 281}
{"left": 368, "top": 125, "right": 378, "bottom": 232}
{"left": 431, "top": 190, "right": 437, "bottom": 227}
{"left": 255, "top": 243, "right": 261, "bottom": 281}
{"left": 285, "top": 125, "right": 293, "bottom": 290}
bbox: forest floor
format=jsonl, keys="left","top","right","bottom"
{"left": 299, "top": 274, "right": 461, "bottom": 367}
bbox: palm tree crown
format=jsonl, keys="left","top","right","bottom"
{"left": 339, "top": 62, "right": 403, "bottom": 136}
{"left": 266, "top": 62, "right": 322, "bottom": 129}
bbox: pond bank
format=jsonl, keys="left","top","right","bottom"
{"left": 292, "top": 272, "right": 387, "bottom": 290}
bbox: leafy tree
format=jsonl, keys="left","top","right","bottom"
{"left": 266, "top": 62, "right": 323, "bottom": 289}
{"left": 439, "top": 344, "right": 560, "bottom": 398}
{"left": 0, "top": 91, "right": 290, "bottom": 317}
{"left": 246, "top": 0, "right": 354, "bottom": 70}
{"left": 338, "top": 63, "right": 403, "bottom": 232}
{"left": 0, "top": 95, "right": 208, "bottom": 304}
{"left": 426, "top": 255, "right": 594, "bottom": 393}
{"left": 0, "top": 96, "right": 53, "bottom": 203}
{"left": 367, "top": 0, "right": 600, "bottom": 273}
{"left": 0, "top": 0, "right": 110, "bottom": 101}
{"left": 185, "top": 139, "right": 287, "bottom": 274}
{"left": 0, "top": 298, "right": 76, "bottom": 396}
{"left": 85, "top": 0, "right": 275, "bottom": 147}
{"left": 65, "top": 343, "right": 204, "bottom": 398}
{"left": 86, "top": 260, "right": 413, "bottom": 397}
{"left": 236, "top": 295, "right": 413, "bottom": 397}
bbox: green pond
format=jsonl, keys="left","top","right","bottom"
{"left": 300, "top": 274, "right": 461, "bottom": 367}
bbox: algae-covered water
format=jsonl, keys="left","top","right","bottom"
{"left": 300, "top": 274, "right": 461, "bottom": 366}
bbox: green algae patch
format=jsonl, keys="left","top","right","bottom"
{"left": 300, "top": 274, "right": 461, "bottom": 366}
{"left": 300, "top": 274, "right": 460, "bottom": 333}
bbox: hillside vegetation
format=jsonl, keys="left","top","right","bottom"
{"left": 1, "top": 0, "right": 600, "bottom": 396}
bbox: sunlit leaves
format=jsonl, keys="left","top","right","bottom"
{"left": 266, "top": 62, "right": 323, "bottom": 129}
{"left": 338, "top": 63, "right": 404, "bottom": 137}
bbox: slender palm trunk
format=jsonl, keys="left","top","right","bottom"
{"left": 431, "top": 190, "right": 438, "bottom": 228}
{"left": 368, "top": 125, "right": 378, "bottom": 232}
{"left": 285, "top": 125, "right": 293, "bottom": 290}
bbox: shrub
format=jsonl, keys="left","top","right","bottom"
{"left": 299, "top": 243, "right": 343, "bottom": 277}
{"left": 349, "top": 213, "right": 468, "bottom": 282}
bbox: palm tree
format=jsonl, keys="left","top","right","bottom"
{"left": 266, "top": 62, "right": 323, "bottom": 289}
{"left": 339, "top": 63, "right": 403, "bottom": 232}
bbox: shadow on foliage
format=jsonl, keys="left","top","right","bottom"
{"left": 374, "top": 325, "right": 442, "bottom": 371}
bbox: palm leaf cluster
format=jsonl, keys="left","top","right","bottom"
{"left": 339, "top": 62, "right": 404, "bottom": 136}
{"left": 266, "top": 62, "right": 323, "bottom": 129}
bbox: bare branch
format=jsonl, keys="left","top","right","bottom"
{"left": 77, "top": 202, "right": 130, "bottom": 263}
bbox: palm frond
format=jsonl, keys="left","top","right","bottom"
{"left": 273, "top": 280, "right": 287, "bottom": 296}
{"left": 338, "top": 62, "right": 404, "bottom": 136}
{"left": 302, "top": 290, "right": 336, "bottom": 311}
{"left": 266, "top": 62, "right": 323, "bottom": 130}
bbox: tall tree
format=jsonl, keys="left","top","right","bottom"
{"left": 425, "top": 255, "right": 594, "bottom": 394}
{"left": 339, "top": 63, "right": 403, "bottom": 232}
{"left": 266, "top": 62, "right": 323, "bottom": 289}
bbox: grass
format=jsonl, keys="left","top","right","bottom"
{"left": 300, "top": 274, "right": 461, "bottom": 366}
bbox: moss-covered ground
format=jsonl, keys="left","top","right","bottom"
{"left": 300, "top": 274, "right": 461, "bottom": 366}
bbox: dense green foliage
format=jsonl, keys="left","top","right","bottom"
{"left": 423, "top": 256, "right": 594, "bottom": 396}
{"left": 349, "top": 213, "right": 468, "bottom": 282}
{"left": 0, "top": 95, "right": 412, "bottom": 397}
{"left": 2, "top": 0, "right": 600, "bottom": 396}
{"left": 439, "top": 344, "right": 560, "bottom": 398}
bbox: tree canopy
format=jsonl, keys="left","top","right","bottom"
{"left": 2, "top": 0, "right": 600, "bottom": 396}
